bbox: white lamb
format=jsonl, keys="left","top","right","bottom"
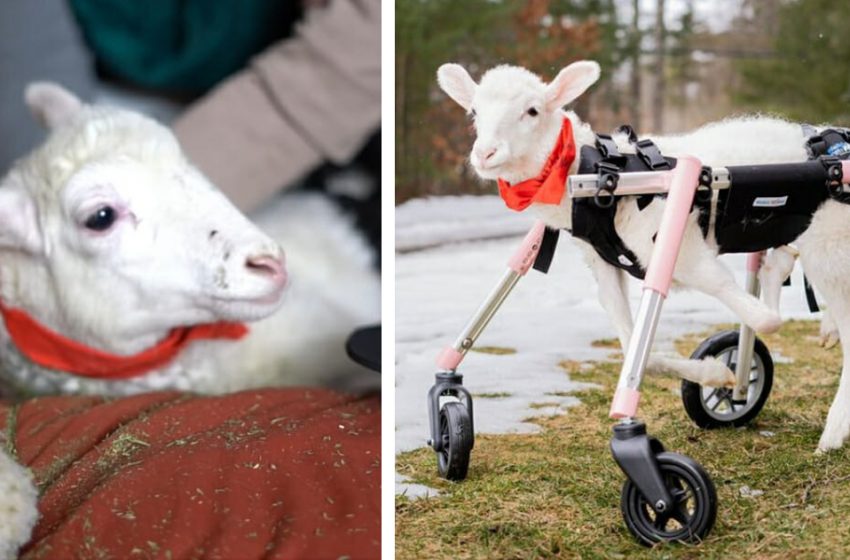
{"left": 437, "top": 60, "right": 850, "bottom": 454}
{"left": 0, "top": 84, "right": 379, "bottom": 556}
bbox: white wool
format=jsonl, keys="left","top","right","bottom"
{"left": 0, "top": 442, "right": 38, "bottom": 560}
{"left": 0, "top": 85, "right": 379, "bottom": 553}
{"left": 438, "top": 61, "right": 850, "bottom": 453}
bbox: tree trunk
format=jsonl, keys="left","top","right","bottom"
{"left": 652, "top": 0, "right": 666, "bottom": 133}
{"left": 630, "top": 0, "right": 642, "bottom": 130}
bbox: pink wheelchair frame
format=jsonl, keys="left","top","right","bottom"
{"left": 426, "top": 157, "right": 850, "bottom": 545}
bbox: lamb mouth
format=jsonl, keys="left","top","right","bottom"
{"left": 212, "top": 286, "right": 286, "bottom": 307}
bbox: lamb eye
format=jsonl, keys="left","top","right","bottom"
{"left": 84, "top": 206, "right": 117, "bottom": 231}
{"left": 527, "top": 107, "right": 539, "bottom": 117}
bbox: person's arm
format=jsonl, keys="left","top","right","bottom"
{"left": 173, "top": 0, "right": 380, "bottom": 212}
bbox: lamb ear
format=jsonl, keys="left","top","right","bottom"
{"left": 0, "top": 179, "right": 42, "bottom": 254}
{"left": 545, "top": 61, "right": 601, "bottom": 110}
{"left": 437, "top": 63, "right": 477, "bottom": 111}
{"left": 24, "top": 82, "right": 83, "bottom": 129}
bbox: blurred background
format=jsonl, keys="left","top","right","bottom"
{"left": 0, "top": 0, "right": 381, "bottom": 257}
{"left": 396, "top": 0, "right": 850, "bottom": 202}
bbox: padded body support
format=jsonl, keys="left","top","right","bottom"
{"left": 715, "top": 161, "right": 833, "bottom": 253}
{"left": 571, "top": 144, "right": 689, "bottom": 279}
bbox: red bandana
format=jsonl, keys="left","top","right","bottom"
{"left": 0, "top": 299, "right": 248, "bottom": 380}
{"left": 497, "top": 117, "right": 576, "bottom": 211}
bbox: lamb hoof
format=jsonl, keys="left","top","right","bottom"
{"left": 0, "top": 452, "right": 39, "bottom": 559}
{"left": 820, "top": 330, "right": 840, "bottom": 349}
{"left": 696, "top": 359, "right": 736, "bottom": 388}
{"left": 755, "top": 313, "right": 783, "bottom": 335}
{"left": 816, "top": 429, "right": 848, "bottom": 454}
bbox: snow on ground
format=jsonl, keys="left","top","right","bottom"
{"left": 395, "top": 195, "right": 816, "bottom": 496}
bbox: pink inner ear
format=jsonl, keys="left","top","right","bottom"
{"left": 25, "top": 83, "right": 82, "bottom": 130}
{"left": 0, "top": 185, "right": 42, "bottom": 252}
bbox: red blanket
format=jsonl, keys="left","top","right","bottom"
{"left": 0, "top": 389, "right": 380, "bottom": 559}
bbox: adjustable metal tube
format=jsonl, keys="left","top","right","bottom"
{"left": 609, "top": 157, "right": 703, "bottom": 419}
{"left": 733, "top": 253, "right": 762, "bottom": 400}
{"left": 435, "top": 220, "right": 546, "bottom": 371}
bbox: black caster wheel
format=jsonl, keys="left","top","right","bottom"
{"left": 621, "top": 452, "right": 717, "bottom": 546}
{"left": 682, "top": 329, "right": 774, "bottom": 428}
{"left": 436, "top": 402, "right": 472, "bottom": 481}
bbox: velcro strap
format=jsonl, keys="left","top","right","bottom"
{"left": 532, "top": 227, "right": 560, "bottom": 274}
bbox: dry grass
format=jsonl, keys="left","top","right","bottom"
{"left": 396, "top": 320, "right": 850, "bottom": 559}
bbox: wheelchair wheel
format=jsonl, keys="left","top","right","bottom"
{"left": 682, "top": 330, "right": 773, "bottom": 428}
{"left": 436, "top": 402, "right": 473, "bottom": 481}
{"left": 621, "top": 452, "right": 717, "bottom": 546}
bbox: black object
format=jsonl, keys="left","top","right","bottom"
{"left": 620, "top": 452, "right": 718, "bottom": 546}
{"left": 713, "top": 160, "right": 835, "bottom": 253}
{"left": 346, "top": 325, "right": 381, "bottom": 372}
{"left": 427, "top": 372, "right": 474, "bottom": 481}
{"left": 436, "top": 402, "right": 473, "bottom": 480}
{"left": 616, "top": 124, "right": 639, "bottom": 144}
{"left": 571, "top": 143, "right": 679, "bottom": 280}
{"left": 804, "top": 275, "right": 820, "bottom": 313}
{"left": 593, "top": 161, "right": 620, "bottom": 209}
{"left": 532, "top": 227, "right": 560, "bottom": 274}
{"left": 681, "top": 330, "right": 774, "bottom": 428}
{"left": 634, "top": 139, "right": 670, "bottom": 170}
{"left": 594, "top": 133, "right": 627, "bottom": 166}
{"left": 805, "top": 127, "right": 850, "bottom": 160}
{"left": 610, "top": 422, "right": 673, "bottom": 516}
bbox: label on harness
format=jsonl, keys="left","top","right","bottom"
{"left": 752, "top": 196, "right": 788, "bottom": 208}
{"left": 617, "top": 254, "right": 634, "bottom": 267}
{"left": 827, "top": 142, "right": 850, "bottom": 157}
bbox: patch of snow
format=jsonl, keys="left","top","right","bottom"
{"left": 396, "top": 473, "right": 440, "bottom": 500}
{"left": 739, "top": 485, "right": 765, "bottom": 498}
{"left": 771, "top": 351, "right": 795, "bottom": 365}
{"left": 395, "top": 195, "right": 816, "bottom": 495}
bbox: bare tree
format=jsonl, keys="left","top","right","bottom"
{"left": 630, "top": 0, "right": 642, "bottom": 130}
{"left": 652, "top": 0, "right": 666, "bottom": 132}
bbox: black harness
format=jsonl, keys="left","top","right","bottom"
{"left": 568, "top": 128, "right": 711, "bottom": 279}
{"left": 534, "top": 124, "right": 850, "bottom": 312}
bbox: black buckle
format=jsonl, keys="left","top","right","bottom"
{"left": 695, "top": 166, "right": 713, "bottom": 202}
{"left": 806, "top": 134, "right": 827, "bottom": 159}
{"left": 616, "top": 124, "right": 639, "bottom": 144}
{"left": 820, "top": 155, "right": 844, "bottom": 196}
{"left": 595, "top": 134, "right": 626, "bottom": 166}
{"left": 635, "top": 139, "right": 670, "bottom": 170}
{"left": 594, "top": 161, "right": 619, "bottom": 209}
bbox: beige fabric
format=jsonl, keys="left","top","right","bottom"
{"left": 173, "top": 0, "right": 381, "bottom": 212}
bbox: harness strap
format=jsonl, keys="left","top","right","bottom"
{"left": 803, "top": 274, "right": 820, "bottom": 313}
{"left": 532, "top": 227, "right": 560, "bottom": 274}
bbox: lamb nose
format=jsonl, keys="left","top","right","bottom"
{"left": 245, "top": 254, "right": 286, "bottom": 280}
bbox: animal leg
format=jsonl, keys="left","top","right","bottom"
{"left": 586, "top": 252, "right": 633, "bottom": 352}
{"left": 586, "top": 250, "right": 733, "bottom": 387}
{"left": 820, "top": 309, "right": 840, "bottom": 349}
{"left": 758, "top": 245, "right": 798, "bottom": 314}
{"left": 678, "top": 251, "right": 782, "bottom": 334}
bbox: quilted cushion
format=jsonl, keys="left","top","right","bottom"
{"left": 0, "top": 389, "right": 380, "bottom": 559}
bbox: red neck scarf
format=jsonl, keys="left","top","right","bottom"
{"left": 497, "top": 118, "right": 576, "bottom": 211}
{"left": 0, "top": 299, "right": 248, "bottom": 380}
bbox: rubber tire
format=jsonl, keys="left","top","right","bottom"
{"left": 436, "top": 402, "right": 472, "bottom": 481}
{"left": 682, "top": 330, "right": 774, "bottom": 429}
{"left": 621, "top": 452, "right": 718, "bottom": 546}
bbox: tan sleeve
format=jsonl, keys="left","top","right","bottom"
{"left": 172, "top": 0, "right": 381, "bottom": 212}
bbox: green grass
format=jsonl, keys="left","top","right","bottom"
{"left": 471, "top": 346, "right": 518, "bottom": 355}
{"left": 396, "top": 320, "right": 850, "bottom": 559}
